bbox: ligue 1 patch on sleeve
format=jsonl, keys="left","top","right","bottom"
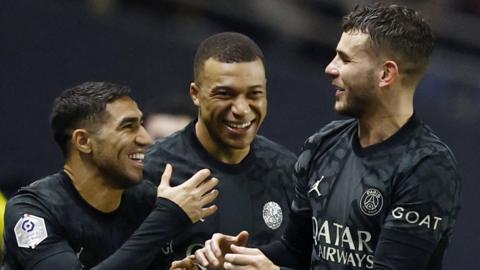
{"left": 14, "top": 214, "right": 48, "bottom": 249}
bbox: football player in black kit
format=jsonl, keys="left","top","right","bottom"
{"left": 190, "top": 3, "right": 462, "bottom": 270}
{"left": 2, "top": 82, "right": 219, "bottom": 269}
{"left": 143, "top": 32, "right": 297, "bottom": 269}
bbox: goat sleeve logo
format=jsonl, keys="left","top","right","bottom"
{"left": 360, "top": 188, "right": 383, "bottom": 216}
{"left": 262, "top": 201, "right": 283, "bottom": 230}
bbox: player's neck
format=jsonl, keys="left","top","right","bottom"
{"left": 195, "top": 121, "right": 249, "bottom": 164}
{"left": 64, "top": 160, "right": 123, "bottom": 213}
{"left": 357, "top": 109, "right": 413, "bottom": 148}
{"left": 211, "top": 147, "right": 250, "bottom": 164}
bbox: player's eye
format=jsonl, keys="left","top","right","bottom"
{"left": 339, "top": 56, "right": 350, "bottom": 63}
{"left": 249, "top": 89, "right": 265, "bottom": 98}
{"left": 122, "top": 123, "right": 133, "bottom": 129}
{"left": 213, "top": 88, "right": 233, "bottom": 98}
{"left": 122, "top": 122, "right": 139, "bottom": 130}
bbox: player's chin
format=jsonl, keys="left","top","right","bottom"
{"left": 334, "top": 101, "right": 348, "bottom": 114}
{"left": 124, "top": 171, "right": 144, "bottom": 186}
{"left": 225, "top": 134, "right": 256, "bottom": 149}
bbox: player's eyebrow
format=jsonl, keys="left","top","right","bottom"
{"left": 337, "top": 50, "right": 351, "bottom": 61}
{"left": 117, "top": 116, "right": 141, "bottom": 128}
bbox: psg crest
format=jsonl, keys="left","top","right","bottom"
{"left": 262, "top": 201, "right": 283, "bottom": 230}
{"left": 360, "top": 188, "right": 383, "bottom": 216}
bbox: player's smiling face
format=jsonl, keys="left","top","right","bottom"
{"left": 89, "top": 97, "right": 153, "bottom": 188}
{"left": 192, "top": 57, "right": 267, "bottom": 152}
{"left": 324, "top": 31, "right": 380, "bottom": 118}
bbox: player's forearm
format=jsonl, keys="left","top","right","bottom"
{"left": 260, "top": 209, "right": 312, "bottom": 269}
{"left": 91, "top": 197, "right": 191, "bottom": 269}
{"left": 373, "top": 228, "right": 438, "bottom": 270}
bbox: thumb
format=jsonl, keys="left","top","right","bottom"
{"left": 236, "top": 231, "right": 249, "bottom": 247}
{"left": 159, "top": 163, "right": 173, "bottom": 187}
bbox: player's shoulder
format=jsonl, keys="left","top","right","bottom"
{"left": 7, "top": 172, "right": 67, "bottom": 208}
{"left": 4, "top": 172, "right": 69, "bottom": 239}
{"left": 144, "top": 127, "right": 195, "bottom": 183}
{"left": 295, "top": 119, "right": 355, "bottom": 174}
{"left": 123, "top": 180, "right": 157, "bottom": 206}
{"left": 147, "top": 129, "right": 186, "bottom": 156}
{"left": 406, "top": 121, "right": 458, "bottom": 166}
{"left": 393, "top": 120, "right": 461, "bottom": 195}
{"left": 145, "top": 122, "right": 193, "bottom": 164}
{"left": 253, "top": 135, "right": 297, "bottom": 162}
{"left": 304, "top": 119, "right": 355, "bottom": 149}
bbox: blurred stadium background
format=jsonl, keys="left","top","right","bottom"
{"left": 1, "top": 0, "right": 479, "bottom": 268}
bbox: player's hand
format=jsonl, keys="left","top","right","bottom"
{"left": 170, "top": 255, "right": 199, "bottom": 270}
{"left": 195, "top": 231, "right": 249, "bottom": 269}
{"left": 157, "top": 164, "right": 219, "bottom": 223}
{"left": 223, "top": 245, "right": 279, "bottom": 270}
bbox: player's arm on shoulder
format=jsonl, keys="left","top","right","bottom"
{"left": 375, "top": 152, "right": 462, "bottom": 269}
{"left": 4, "top": 197, "right": 80, "bottom": 269}
{"left": 91, "top": 164, "right": 218, "bottom": 269}
{"left": 5, "top": 164, "right": 219, "bottom": 270}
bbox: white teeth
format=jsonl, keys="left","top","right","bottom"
{"left": 128, "top": 153, "right": 144, "bottom": 161}
{"left": 226, "top": 121, "right": 252, "bottom": 129}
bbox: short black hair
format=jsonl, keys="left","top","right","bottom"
{"left": 193, "top": 32, "right": 265, "bottom": 85}
{"left": 50, "top": 81, "right": 131, "bottom": 156}
{"left": 343, "top": 3, "right": 434, "bottom": 78}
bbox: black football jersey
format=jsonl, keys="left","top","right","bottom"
{"left": 3, "top": 171, "right": 191, "bottom": 269}
{"left": 290, "top": 116, "right": 461, "bottom": 269}
{"left": 144, "top": 120, "right": 297, "bottom": 269}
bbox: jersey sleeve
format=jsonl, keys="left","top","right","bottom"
{"left": 91, "top": 197, "right": 192, "bottom": 269}
{"left": 375, "top": 151, "right": 462, "bottom": 269}
{"left": 290, "top": 123, "right": 343, "bottom": 214}
{"left": 5, "top": 196, "right": 191, "bottom": 270}
{"left": 4, "top": 196, "right": 75, "bottom": 269}
{"left": 291, "top": 142, "right": 315, "bottom": 213}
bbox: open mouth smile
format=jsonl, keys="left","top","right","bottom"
{"left": 128, "top": 153, "right": 145, "bottom": 165}
{"left": 225, "top": 121, "right": 253, "bottom": 129}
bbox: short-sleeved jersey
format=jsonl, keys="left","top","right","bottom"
{"left": 293, "top": 116, "right": 461, "bottom": 269}
{"left": 144, "top": 120, "right": 297, "bottom": 268}
{"left": 3, "top": 171, "right": 188, "bottom": 269}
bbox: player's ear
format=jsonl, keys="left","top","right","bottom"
{"left": 190, "top": 82, "right": 200, "bottom": 107}
{"left": 71, "top": 129, "right": 92, "bottom": 154}
{"left": 379, "top": 60, "right": 398, "bottom": 87}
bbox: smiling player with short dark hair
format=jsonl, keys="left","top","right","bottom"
{"left": 3, "top": 81, "right": 219, "bottom": 270}
{"left": 144, "top": 32, "right": 297, "bottom": 270}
